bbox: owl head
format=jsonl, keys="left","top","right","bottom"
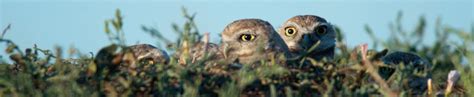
{"left": 278, "top": 15, "right": 336, "bottom": 60}
{"left": 221, "top": 19, "right": 289, "bottom": 65}
{"left": 127, "top": 44, "right": 170, "bottom": 66}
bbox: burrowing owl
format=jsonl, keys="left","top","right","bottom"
{"left": 173, "top": 32, "right": 223, "bottom": 65}
{"left": 379, "top": 51, "right": 431, "bottom": 79}
{"left": 381, "top": 52, "right": 430, "bottom": 69}
{"left": 94, "top": 44, "right": 169, "bottom": 73}
{"left": 188, "top": 42, "right": 221, "bottom": 62}
{"left": 379, "top": 51, "right": 431, "bottom": 95}
{"left": 221, "top": 19, "right": 289, "bottom": 65}
{"left": 278, "top": 15, "right": 336, "bottom": 61}
{"left": 174, "top": 41, "right": 222, "bottom": 64}
{"left": 126, "top": 44, "right": 170, "bottom": 66}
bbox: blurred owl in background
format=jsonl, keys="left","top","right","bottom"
{"left": 221, "top": 18, "right": 290, "bottom": 65}
{"left": 278, "top": 15, "right": 336, "bottom": 61}
{"left": 125, "top": 44, "right": 170, "bottom": 68}
{"left": 188, "top": 42, "right": 222, "bottom": 63}
{"left": 378, "top": 51, "right": 432, "bottom": 95}
{"left": 94, "top": 44, "right": 169, "bottom": 72}
{"left": 379, "top": 51, "right": 431, "bottom": 79}
{"left": 174, "top": 32, "right": 223, "bottom": 65}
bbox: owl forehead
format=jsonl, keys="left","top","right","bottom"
{"left": 283, "top": 15, "right": 328, "bottom": 31}
{"left": 287, "top": 15, "right": 328, "bottom": 24}
{"left": 222, "top": 19, "right": 274, "bottom": 41}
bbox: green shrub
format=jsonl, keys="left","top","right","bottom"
{"left": 0, "top": 8, "right": 472, "bottom": 97}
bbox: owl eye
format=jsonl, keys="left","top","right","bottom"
{"left": 285, "top": 27, "right": 297, "bottom": 37}
{"left": 240, "top": 34, "right": 255, "bottom": 41}
{"left": 316, "top": 25, "right": 327, "bottom": 35}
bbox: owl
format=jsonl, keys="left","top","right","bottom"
{"left": 172, "top": 32, "right": 223, "bottom": 66}
{"left": 221, "top": 19, "right": 289, "bottom": 65}
{"left": 379, "top": 51, "right": 431, "bottom": 79}
{"left": 189, "top": 42, "right": 222, "bottom": 63}
{"left": 174, "top": 41, "right": 223, "bottom": 64}
{"left": 93, "top": 44, "right": 170, "bottom": 75}
{"left": 125, "top": 44, "right": 170, "bottom": 67}
{"left": 379, "top": 51, "right": 432, "bottom": 95}
{"left": 278, "top": 15, "right": 336, "bottom": 61}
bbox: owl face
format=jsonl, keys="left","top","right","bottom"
{"left": 279, "top": 15, "right": 336, "bottom": 57}
{"left": 221, "top": 19, "right": 289, "bottom": 65}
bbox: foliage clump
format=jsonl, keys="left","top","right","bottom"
{"left": 0, "top": 9, "right": 473, "bottom": 97}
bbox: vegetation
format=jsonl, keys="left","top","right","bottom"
{"left": 0, "top": 8, "right": 472, "bottom": 97}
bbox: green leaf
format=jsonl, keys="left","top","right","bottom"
{"left": 104, "top": 20, "right": 111, "bottom": 34}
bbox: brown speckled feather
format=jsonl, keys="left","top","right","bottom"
{"left": 127, "top": 44, "right": 170, "bottom": 65}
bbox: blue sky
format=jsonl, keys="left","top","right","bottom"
{"left": 0, "top": 0, "right": 473, "bottom": 58}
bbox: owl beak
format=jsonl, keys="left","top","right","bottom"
{"left": 300, "top": 34, "right": 312, "bottom": 50}
{"left": 301, "top": 33, "right": 321, "bottom": 51}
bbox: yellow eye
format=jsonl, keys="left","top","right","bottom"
{"left": 285, "top": 27, "right": 297, "bottom": 36}
{"left": 240, "top": 34, "right": 255, "bottom": 41}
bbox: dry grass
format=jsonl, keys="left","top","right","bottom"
{"left": 0, "top": 8, "right": 472, "bottom": 97}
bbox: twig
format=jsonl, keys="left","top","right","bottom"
{"left": 0, "top": 39, "right": 24, "bottom": 56}
{"left": 33, "top": 44, "right": 56, "bottom": 58}
{"left": 359, "top": 44, "right": 398, "bottom": 97}
{"left": 1, "top": 24, "right": 11, "bottom": 39}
